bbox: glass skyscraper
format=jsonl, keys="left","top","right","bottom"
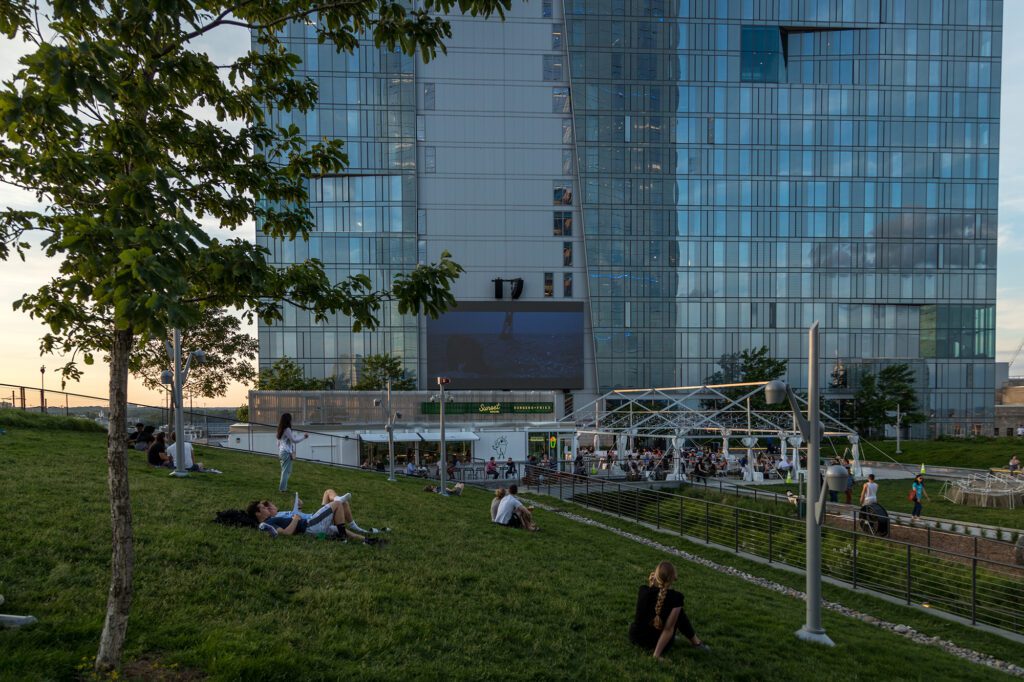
{"left": 261, "top": 0, "right": 1002, "bottom": 436}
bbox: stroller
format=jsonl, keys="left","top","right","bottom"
{"left": 857, "top": 503, "right": 890, "bottom": 537}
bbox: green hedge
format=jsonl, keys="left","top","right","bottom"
{"left": 0, "top": 408, "right": 106, "bottom": 433}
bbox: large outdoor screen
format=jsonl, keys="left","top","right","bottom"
{"left": 426, "top": 301, "right": 584, "bottom": 389}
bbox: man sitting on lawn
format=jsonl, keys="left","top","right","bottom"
{"left": 493, "top": 484, "right": 538, "bottom": 531}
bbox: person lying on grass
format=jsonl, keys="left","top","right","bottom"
{"left": 492, "top": 484, "right": 538, "bottom": 531}
{"left": 246, "top": 494, "right": 386, "bottom": 544}
{"left": 629, "top": 561, "right": 707, "bottom": 659}
{"left": 423, "top": 482, "right": 465, "bottom": 495}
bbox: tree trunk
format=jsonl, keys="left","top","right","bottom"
{"left": 95, "top": 327, "right": 134, "bottom": 673}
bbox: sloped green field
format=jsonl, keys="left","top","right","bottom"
{"left": 0, "top": 423, "right": 1017, "bottom": 681}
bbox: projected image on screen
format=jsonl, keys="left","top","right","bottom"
{"left": 427, "top": 302, "right": 584, "bottom": 389}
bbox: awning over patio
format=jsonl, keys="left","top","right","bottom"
{"left": 417, "top": 431, "right": 480, "bottom": 442}
{"left": 358, "top": 432, "right": 423, "bottom": 443}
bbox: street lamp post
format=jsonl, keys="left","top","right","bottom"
{"left": 39, "top": 365, "right": 45, "bottom": 414}
{"left": 435, "top": 377, "right": 451, "bottom": 495}
{"left": 765, "top": 321, "right": 836, "bottom": 647}
{"left": 374, "top": 380, "right": 402, "bottom": 482}
{"left": 163, "top": 329, "right": 205, "bottom": 478}
{"left": 895, "top": 403, "right": 903, "bottom": 455}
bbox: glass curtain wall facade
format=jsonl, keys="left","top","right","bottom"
{"left": 256, "top": 23, "right": 419, "bottom": 387}
{"left": 564, "top": 0, "right": 1001, "bottom": 435}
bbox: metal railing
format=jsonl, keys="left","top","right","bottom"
{"left": 528, "top": 467, "right": 1024, "bottom": 636}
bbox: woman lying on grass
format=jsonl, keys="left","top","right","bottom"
{"left": 215, "top": 490, "right": 389, "bottom": 545}
{"left": 628, "top": 561, "right": 707, "bottom": 659}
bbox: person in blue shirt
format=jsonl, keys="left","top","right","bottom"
{"left": 910, "top": 474, "right": 930, "bottom": 520}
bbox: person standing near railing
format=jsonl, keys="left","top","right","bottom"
{"left": 277, "top": 412, "right": 308, "bottom": 492}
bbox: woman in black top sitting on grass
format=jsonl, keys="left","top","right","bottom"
{"left": 629, "top": 561, "right": 706, "bottom": 659}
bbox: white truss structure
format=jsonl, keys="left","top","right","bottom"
{"left": 556, "top": 382, "right": 863, "bottom": 479}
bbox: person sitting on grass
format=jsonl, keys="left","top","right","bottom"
{"left": 423, "top": 482, "right": 465, "bottom": 496}
{"left": 628, "top": 561, "right": 707, "bottom": 659}
{"left": 490, "top": 487, "right": 506, "bottom": 521}
{"left": 492, "top": 484, "right": 538, "bottom": 531}
{"left": 146, "top": 432, "right": 171, "bottom": 468}
{"left": 246, "top": 496, "right": 381, "bottom": 545}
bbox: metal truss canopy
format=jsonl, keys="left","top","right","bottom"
{"left": 559, "top": 382, "right": 858, "bottom": 443}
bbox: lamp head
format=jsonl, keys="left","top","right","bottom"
{"left": 764, "top": 380, "right": 788, "bottom": 405}
{"left": 160, "top": 370, "right": 173, "bottom": 385}
{"left": 395, "top": 411, "right": 402, "bottom": 419}
{"left": 373, "top": 398, "right": 382, "bottom": 407}
{"left": 825, "top": 464, "right": 849, "bottom": 492}
{"left": 192, "top": 350, "right": 207, "bottom": 364}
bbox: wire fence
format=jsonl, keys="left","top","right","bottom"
{"left": 531, "top": 469, "right": 1024, "bottom": 636}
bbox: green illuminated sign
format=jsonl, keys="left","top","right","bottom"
{"left": 420, "top": 401, "right": 554, "bottom": 415}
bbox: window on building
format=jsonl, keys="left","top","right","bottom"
{"left": 553, "top": 181, "right": 573, "bottom": 205}
{"left": 552, "top": 86, "right": 570, "bottom": 113}
{"left": 544, "top": 272, "right": 554, "bottom": 297}
{"left": 563, "top": 242, "right": 573, "bottom": 266}
{"left": 562, "top": 148, "right": 574, "bottom": 174}
{"left": 553, "top": 211, "right": 573, "bottom": 236}
{"left": 562, "top": 118, "right": 573, "bottom": 144}
{"left": 423, "top": 82, "right": 435, "bottom": 110}
{"left": 552, "top": 24, "right": 563, "bottom": 50}
{"left": 416, "top": 115, "right": 425, "bottom": 141}
{"left": 543, "top": 55, "right": 563, "bottom": 81}
{"left": 542, "top": 0, "right": 552, "bottom": 18}
{"left": 424, "top": 147, "right": 436, "bottom": 173}
{"left": 741, "top": 26, "right": 785, "bottom": 83}
{"left": 563, "top": 273, "right": 573, "bottom": 297}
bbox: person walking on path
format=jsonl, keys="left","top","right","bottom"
{"left": 277, "top": 412, "right": 308, "bottom": 492}
{"left": 910, "top": 474, "right": 930, "bottom": 520}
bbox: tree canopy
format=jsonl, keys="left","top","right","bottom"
{"left": 351, "top": 353, "right": 416, "bottom": 390}
{"left": 257, "top": 356, "right": 331, "bottom": 391}
{"left": 0, "top": 0, "right": 510, "bottom": 671}
{"left": 704, "top": 346, "right": 788, "bottom": 410}
{"left": 128, "top": 308, "right": 258, "bottom": 401}
{"left": 849, "top": 363, "right": 925, "bottom": 438}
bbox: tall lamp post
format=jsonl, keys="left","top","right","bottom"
{"left": 39, "top": 365, "right": 45, "bottom": 414}
{"left": 765, "top": 322, "right": 845, "bottom": 647}
{"left": 374, "top": 380, "right": 402, "bottom": 482}
{"left": 895, "top": 403, "right": 903, "bottom": 455}
{"left": 431, "top": 377, "right": 452, "bottom": 495}
{"left": 162, "top": 329, "right": 205, "bottom": 478}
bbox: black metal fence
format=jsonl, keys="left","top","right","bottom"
{"left": 535, "top": 469, "right": 1024, "bottom": 636}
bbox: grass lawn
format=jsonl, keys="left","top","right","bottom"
{"left": 1, "top": 424, "right": 1021, "bottom": 680}
{"left": 753, "top": 480, "right": 1024, "bottom": 531}
{"left": 861, "top": 436, "right": 1024, "bottom": 470}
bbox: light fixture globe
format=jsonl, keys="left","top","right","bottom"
{"left": 764, "top": 379, "right": 788, "bottom": 405}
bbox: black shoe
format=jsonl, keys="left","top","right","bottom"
{"left": 363, "top": 537, "right": 380, "bottom": 546}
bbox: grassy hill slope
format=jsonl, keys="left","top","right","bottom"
{"left": 0, "top": 424, "right": 1018, "bottom": 681}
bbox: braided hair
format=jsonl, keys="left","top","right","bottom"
{"left": 648, "top": 561, "right": 678, "bottom": 630}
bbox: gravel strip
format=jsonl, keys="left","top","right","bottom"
{"left": 529, "top": 499, "right": 1024, "bottom": 678}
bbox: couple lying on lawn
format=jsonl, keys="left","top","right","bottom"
{"left": 247, "top": 488, "right": 390, "bottom": 545}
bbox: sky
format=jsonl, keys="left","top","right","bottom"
{"left": 1, "top": 8, "right": 1024, "bottom": 408}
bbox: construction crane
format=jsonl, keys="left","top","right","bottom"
{"left": 1009, "top": 338, "right": 1024, "bottom": 375}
